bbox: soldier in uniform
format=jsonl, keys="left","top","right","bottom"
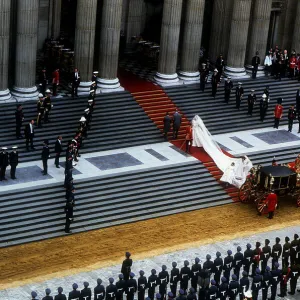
{"left": 65, "top": 199, "right": 74, "bottom": 233}
{"left": 187, "top": 287, "right": 196, "bottom": 300}
{"left": 54, "top": 135, "right": 63, "bottom": 168}
{"left": 273, "top": 98, "right": 283, "bottom": 129}
{"left": 94, "top": 278, "right": 106, "bottom": 300}
{"left": 218, "top": 276, "right": 228, "bottom": 300}
{"left": 41, "top": 140, "right": 50, "bottom": 175}
{"left": 247, "top": 90, "right": 256, "bottom": 116}
{"left": 116, "top": 274, "right": 126, "bottom": 300}
{"left": 228, "top": 274, "right": 239, "bottom": 300}
{"left": 235, "top": 83, "right": 244, "bottom": 110}
{"left": 191, "top": 257, "right": 201, "bottom": 291}
{"left": 163, "top": 112, "right": 172, "bottom": 140}
{"left": 271, "top": 237, "right": 282, "bottom": 269}
{"left": 224, "top": 77, "right": 233, "bottom": 103}
{"left": 87, "top": 99, "right": 95, "bottom": 114}
{"left": 211, "top": 69, "right": 219, "bottom": 98}
{"left": 233, "top": 246, "right": 243, "bottom": 280}
{"left": 167, "top": 292, "right": 174, "bottom": 300}
{"left": 71, "top": 68, "right": 80, "bottom": 98}
{"left": 92, "top": 71, "right": 98, "bottom": 84}
{"left": 263, "top": 86, "right": 270, "bottom": 112}
{"left": 126, "top": 272, "right": 137, "bottom": 300}
{"left": 251, "top": 242, "right": 262, "bottom": 277}
{"left": 106, "top": 278, "right": 117, "bottom": 300}
{"left": 199, "top": 63, "right": 209, "bottom": 92}
{"left": 37, "top": 93, "right": 45, "bottom": 127}
{"left": 9, "top": 146, "right": 19, "bottom": 179}
{"left": 239, "top": 271, "right": 249, "bottom": 300}
{"left": 54, "top": 287, "right": 66, "bottom": 300}
{"left": 90, "top": 81, "right": 97, "bottom": 99}
{"left": 78, "top": 116, "right": 88, "bottom": 138}
{"left": 180, "top": 260, "right": 191, "bottom": 292}
{"left": 158, "top": 265, "right": 169, "bottom": 299}
{"left": 0, "top": 147, "right": 9, "bottom": 181}
{"left": 287, "top": 104, "right": 297, "bottom": 132}
{"left": 215, "top": 54, "right": 225, "bottom": 80}
{"left": 207, "top": 280, "right": 218, "bottom": 300}
{"left": 39, "top": 67, "right": 48, "bottom": 96}
{"left": 251, "top": 268, "right": 262, "bottom": 300}
{"left": 15, "top": 104, "right": 24, "bottom": 138}
{"left": 148, "top": 269, "right": 158, "bottom": 300}
{"left": 68, "top": 283, "right": 81, "bottom": 300}
{"left": 81, "top": 282, "right": 92, "bottom": 300}
{"left": 261, "top": 239, "right": 271, "bottom": 274}
{"left": 138, "top": 270, "right": 147, "bottom": 300}
{"left": 288, "top": 261, "right": 300, "bottom": 295}
{"left": 259, "top": 94, "right": 268, "bottom": 122}
{"left": 44, "top": 89, "right": 53, "bottom": 123}
{"left": 270, "top": 262, "right": 282, "bottom": 300}
{"left": 223, "top": 250, "right": 233, "bottom": 283}
{"left": 278, "top": 262, "right": 290, "bottom": 298}
{"left": 170, "top": 262, "right": 180, "bottom": 296}
{"left": 251, "top": 51, "right": 260, "bottom": 79}
{"left": 84, "top": 108, "right": 92, "bottom": 130}
{"left": 121, "top": 252, "right": 133, "bottom": 281}
{"left": 42, "top": 288, "right": 53, "bottom": 300}
{"left": 282, "top": 236, "right": 291, "bottom": 268}
{"left": 290, "top": 234, "right": 299, "bottom": 265}
{"left": 261, "top": 266, "right": 272, "bottom": 300}
{"left": 176, "top": 289, "right": 186, "bottom": 300}
{"left": 243, "top": 244, "right": 253, "bottom": 275}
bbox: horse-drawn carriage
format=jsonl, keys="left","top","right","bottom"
{"left": 238, "top": 164, "right": 300, "bottom": 213}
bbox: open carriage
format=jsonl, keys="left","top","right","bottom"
{"left": 239, "top": 165, "right": 300, "bottom": 214}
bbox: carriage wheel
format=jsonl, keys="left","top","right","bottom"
{"left": 297, "top": 194, "right": 300, "bottom": 207}
{"left": 239, "top": 181, "right": 252, "bottom": 203}
{"left": 257, "top": 197, "right": 269, "bottom": 215}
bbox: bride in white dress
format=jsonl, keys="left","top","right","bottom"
{"left": 192, "top": 115, "right": 253, "bottom": 188}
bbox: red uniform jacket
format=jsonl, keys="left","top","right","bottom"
{"left": 185, "top": 126, "right": 193, "bottom": 141}
{"left": 274, "top": 104, "right": 283, "bottom": 119}
{"left": 52, "top": 70, "right": 60, "bottom": 84}
{"left": 289, "top": 57, "right": 297, "bottom": 69}
{"left": 267, "top": 193, "right": 278, "bottom": 212}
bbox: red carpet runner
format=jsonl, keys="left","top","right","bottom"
{"left": 119, "top": 69, "right": 239, "bottom": 202}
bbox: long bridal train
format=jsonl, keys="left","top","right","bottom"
{"left": 192, "top": 115, "right": 253, "bottom": 188}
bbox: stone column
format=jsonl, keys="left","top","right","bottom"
{"left": 11, "top": 0, "right": 39, "bottom": 100}
{"left": 126, "top": 0, "right": 145, "bottom": 43}
{"left": 154, "top": 0, "right": 183, "bottom": 85}
{"left": 74, "top": 0, "right": 97, "bottom": 94}
{"left": 224, "top": 0, "right": 252, "bottom": 78}
{"left": 282, "top": 0, "right": 297, "bottom": 51}
{"left": 245, "top": 0, "right": 272, "bottom": 76}
{"left": 292, "top": 1, "right": 300, "bottom": 52}
{"left": 97, "top": 0, "right": 124, "bottom": 92}
{"left": 0, "top": 0, "right": 12, "bottom": 101}
{"left": 209, "top": 0, "right": 234, "bottom": 62}
{"left": 178, "top": 0, "right": 205, "bottom": 82}
{"left": 52, "top": 0, "right": 61, "bottom": 39}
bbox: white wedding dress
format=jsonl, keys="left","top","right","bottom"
{"left": 192, "top": 115, "right": 253, "bottom": 188}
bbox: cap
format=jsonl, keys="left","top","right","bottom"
{"left": 130, "top": 272, "right": 135, "bottom": 278}
{"left": 151, "top": 269, "right": 156, "bottom": 275}
{"left": 189, "top": 288, "right": 195, "bottom": 294}
{"left": 119, "top": 274, "right": 124, "bottom": 279}
{"left": 211, "top": 280, "right": 216, "bottom": 285}
{"left": 262, "top": 93, "right": 267, "bottom": 98}
{"left": 93, "top": 71, "right": 99, "bottom": 74}
{"left": 179, "top": 289, "right": 185, "bottom": 295}
{"left": 184, "top": 260, "right": 189, "bottom": 266}
{"left": 256, "top": 268, "right": 261, "bottom": 274}
{"left": 45, "top": 288, "right": 51, "bottom": 294}
{"left": 242, "top": 271, "right": 248, "bottom": 276}
{"left": 232, "top": 274, "right": 237, "bottom": 280}
{"left": 237, "top": 246, "right": 242, "bottom": 252}
{"left": 97, "top": 278, "right": 102, "bottom": 285}
{"left": 58, "top": 287, "right": 63, "bottom": 293}
{"left": 109, "top": 278, "right": 114, "bottom": 283}
{"left": 88, "top": 100, "right": 93, "bottom": 103}
{"left": 139, "top": 270, "right": 144, "bottom": 276}
{"left": 265, "top": 266, "right": 270, "bottom": 271}
{"left": 216, "top": 251, "right": 221, "bottom": 257}
{"left": 221, "top": 276, "right": 227, "bottom": 282}
{"left": 206, "top": 254, "right": 211, "bottom": 260}
{"left": 227, "top": 250, "right": 232, "bottom": 255}
{"left": 214, "top": 69, "right": 218, "bottom": 72}
{"left": 84, "top": 282, "right": 89, "bottom": 287}
{"left": 246, "top": 243, "right": 251, "bottom": 249}
{"left": 162, "top": 265, "right": 167, "bottom": 271}
{"left": 31, "top": 291, "right": 37, "bottom": 298}
{"left": 265, "top": 239, "right": 270, "bottom": 245}
{"left": 1, "top": 147, "right": 7, "bottom": 150}
{"left": 126, "top": 251, "right": 131, "bottom": 257}
{"left": 79, "top": 117, "right": 86, "bottom": 122}
{"left": 38, "top": 93, "right": 44, "bottom": 98}
{"left": 238, "top": 82, "right": 242, "bottom": 85}
{"left": 274, "top": 262, "right": 279, "bottom": 268}
{"left": 73, "top": 283, "right": 78, "bottom": 289}
{"left": 285, "top": 236, "right": 290, "bottom": 242}
{"left": 195, "top": 257, "right": 200, "bottom": 263}
{"left": 12, "top": 146, "right": 18, "bottom": 149}
{"left": 156, "top": 293, "right": 162, "bottom": 299}
{"left": 172, "top": 262, "right": 177, "bottom": 268}
{"left": 45, "top": 89, "right": 51, "bottom": 93}
{"left": 168, "top": 292, "right": 174, "bottom": 298}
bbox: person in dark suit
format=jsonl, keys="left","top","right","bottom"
{"left": 65, "top": 199, "right": 74, "bottom": 233}
{"left": 41, "top": 139, "right": 50, "bottom": 175}
{"left": 163, "top": 112, "right": 171, "bottom": 140}
{"left": 39, "top": 67, "right": 48, "bottom": 96}
{"left": 15, "top": 104, "right": 24, "bottom": 139}
{"left": 68, "top": 283, "right": 80, "bottom": 300}
{"left": 173, "top": 110, "right": 182, "bottom": 139}
{"left": 224, "top": 77, "right": 233, "bottom": 103}
{"left": 42, "top": 288, "right": 53, "bottom": 300}
{"left": 81, "top": 281, "right": 92, "bottom": 300}
{"left": 9, "top": 146, "right": 19, "bottom": 180}
{"left": 37, "top": 94, "right": 45, "bottom": 127}
{"left": 247, "top": 90, "right": 256, "bottom": 116}
{"left": 211, "top": 69, "right": 220, "bottom": 98}
{"left": 121, "top": 252, "right": 133, "bottom": 280}
{"left": 54, "top": 287, "right": 66, "bottom": 300}
{"left": 252, "top": 52, "right": 261, "bottom": 79}
{"left": 71, "top": 68, "right": 81, "bottom": 98}
{"left": 54, "top": 136, "right": 63, "bottom": 168}
{"left": 0, "top": 147, "right": 9, "bottom": 181}
{"left": 235, "top": 83, "right": 244, "bottom": 110}
{"left": 199, "top": 63, "right": 209, "bottom": 92}
{"left": 44, "top": 90, "right": 53, "bottom": 123}
{"left": 24, "top": 120, "right": 35, "bottom": 151}
{"left": 94, "top": 278, "right": 106, "bottom": 300}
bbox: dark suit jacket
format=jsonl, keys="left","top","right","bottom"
{"left": 71, "top": 72, "right": 81, "bottom": 85}
{"left": 42, "top": 146, "right": 50, "bottom": 160}
{"left": 55, "top": 140, "right": 63, "bottom": 153}
{"left": 163, "top": 115, "right": 171, "bottom": 132}
{"left": 173, "top": 113, "right": 182, "bottom": 128}
{"left": 24, "top": 123, "right": 34, "bottom": 138}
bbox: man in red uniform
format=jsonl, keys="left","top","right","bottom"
{"left": 289, "top": 55, "right": 297, "bottom": 78}
{"left": 52, "top": 68, "right": 60, "bottom": 96}
{"left": 273, "top": 98, "right": 283, "bottom": 129}
{"left": 185, "top": 124, "right": 193, "bottom": 153}
{"left": 266, "top": 190, "right": 278, "bottom": 219}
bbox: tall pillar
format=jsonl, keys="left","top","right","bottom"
{"left": 97, "top": 0, "right": 124, "bottom": 92}
{"left": 282, "top": 0, "right": 297, "bottom": 51}
{"left": 52, "top": 0, "right": 61, "bottom": 39}
{"left": 11, "top": 0, "right": 39, "bottom": 100}
{"left": 209, "top": 0, "right": 234, "bottom": 62}
{"left": 74, "top": 0, "right": 97, "bottom": 94}
{"left": 126, "top": 0, "right": 145, "bottom": 43}
{"left": 154, "top": 0, "right": 183, "bottom": 85}
{"left": 178, "top": 0, "right": 205, "bottom": 82}
{"left": 245, "top": 0, "right": 272, "bottom": 76}
{"left": 292, "top": 1, "right": 300, "bottom": 52}
{"left": 224, "top": 0, "right": 252, "bottom": 78}
{"left": 0, "top": 0, "right": 12, "bottom": 101}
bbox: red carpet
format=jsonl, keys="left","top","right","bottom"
{"left": 118, "top": 68, "right": 239, "bottom": 202}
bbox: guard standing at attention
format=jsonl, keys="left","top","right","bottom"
{"left": 0, "top": 147, "right": 9, "bottom": 181}
{"left": 41, "top": 140, "right": 50, "bottom": 175}
{"left": 273, "top": 98, "right": 283, "bottom": 129}
{"left": 121, "top": 252, "right": 133, "bottom": 281}
{"left": 247, "top": 90, "right": 256, "bottom": 116}
{"left": 158, "top": 265, "right": 169, "bottom": 300}
{"left": 9, "top": 146, "right": 19, "bottom": 180}
{"left": 224, "top": 77, "right": 233, "bottom": 103}
{"left": 211, "top": 69, "right": 219, "bottom": 99}
{"left": 170, "top": 262, "right": 180, "bottom": 296}
{"left": 138, "top": 270, "right": 148, "bottom": 300}
{"left": 235, "top": 82, "right": 244, "bottom": 110}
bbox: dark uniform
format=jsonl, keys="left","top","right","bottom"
{"left": 126, "top": 273, "right": 137, "bottom": 300}
{"left": 271, "top": 237, "right": 282, "bottom": 269}
{"left": 37, "top": 97, "right": 45, "bottom": 127}
{"left": 180, "top": 260, "right": 191, "bottom": 292}
{"left": 260, "top": 96, "right": 268, "bottom": 121}
{"left": 278, "top": 265, "right": 290, "bottom": 297}
{"left": 233, "top": 247, "right": 243, "bottom": 280}
{"left": 9, "top": 148, "right": 19, "bottom": 179}
{"left": 270, "top": 263, "right": 282, "bottom": 300}
{"left": 39, "top": 69, "right": 48, "bottom": 96}
{"left": 224, "top": 79, "right": 233, "bottom": 103}
{"left": 121, "top": 253, "right": 133, "bottom": 281}
{"left": 239, "top": 272, "right": 249, "bottom": 300}
{"left": 228, "top": 275, "right": 239, "bottom": 300}
{"left": 55, "top": 137, "right": 63, "bottom": 168}
{"left": 106, "top": 279, "right": 117, "bottom": 300}
{"left": 54, "top": 287, "right": 67, "bottom": 300}
{"left": 211, "top": 71, "right": 219, "bottom": 98}
{"left": 251, "top": 242, "right": 262, "bottom": 277}
{"left": 64, "top": 200, "right": 74, "bottom": 233}
{"left": 207, "top": 280, "right": 218, "bottom": 300}
{"left": 223, "top": 250, "right": 233, "bottom": 283}
{"left": 44, "top": 95, "right": 52, "bottom": 123}
{"left": 290, "top": 234, "right": 299, "bottom": 265}
{"left": 261, "top": 239, "right": 271, "bottom": 274}
{"left": 251, "top": 54, "right": 260, "bottom": 79}
{"left": 116, "top": 274, "right": 126, "bottom": 300}
{"left": 158, "top": 265, "right": 169, "bottom": 299}
{"left": 163, "top": 113, "right": 172, "bottom": 140}
{"left": 148, "top": 269, "right": 158, "bottom": 300}
{"left": 235, "top": 85, "right": 244, "bottom": 109}
{"left": 68, "top": 284, "right": 81, "bottom": 300}
{"left": 71, "top": 70, "right": 80, "bottom": 97}
{"left": 243, "top": 244, "right": 253, "bottom": 275}
{"left": 0, "top": 149, "right": 9, "bottom": 180}
{"left": 218, "top": 277, "right": 228, "bottom": 300}
{"left": 247, "top": 92, "right": 256, "bottom": 116}
{"left": 215, "top": 55, "right": 225, "bottom": 80}
{"left": 251, "top": 269, "right": 262, "bottom": 300}
{"left": 94, "top": 279, "right": 105, "bottom": 300}
{"left": 288, "top": 263, "right": 300, "bottom": 295}
{"left": 282, "top": 236, "right": 291, "bottom": 268}
{"left": 200, "top": 65, "right": 209, "bottom": 92}
{"left": 261, "top": 267, "right": 272, "bottom": 300}
{"left": 41, "top": 141, "right": 50, "bottom": 175}
{"left": 15, "top": 104, "right": 24, "bottom": 138}
{"left": 24, "top": 121, "right": 35, "bottom": 151}
{"left": 288, "top": 106, "right": 297, "bottom": 132}
{"left": 138, "top": 270, "right": 147, "bottom": 300}
{"left": 191, "top": 258, "right": 201, "bottom": 291}
{"left": 170, "top": 262, "right": 180, "bottom": 296}
{"left": 81, "top": 282, "right": 92, "bottom": 300}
